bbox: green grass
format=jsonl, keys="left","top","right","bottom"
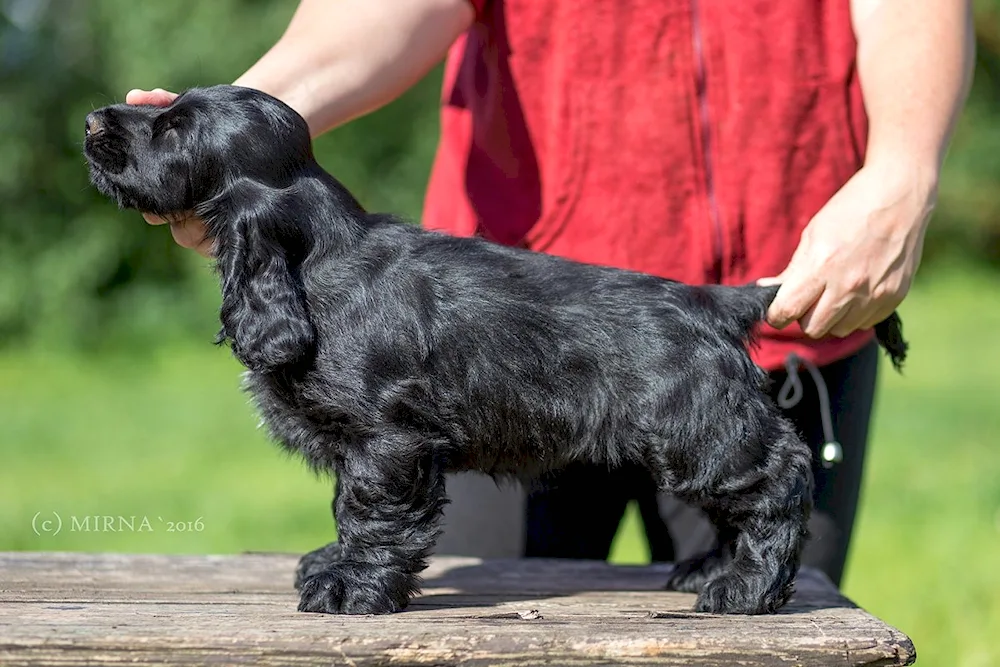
{"left": 838, "top": 267, "right": 1000, "bottom": 667}
{"left": 2, "top": 266, "right": 999, "bottom": 666}
{"left": 0, "top": 344, "right": 336, "bottom": 555}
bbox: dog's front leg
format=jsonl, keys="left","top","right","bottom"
{"left": 294, "top": 485, "right": 345, "bottom": 590}
{"left": 297, "top": 431, "right": 446, "bottom": 614}
{"left": 295, "top": 540, "right": 342, "bottom": 590}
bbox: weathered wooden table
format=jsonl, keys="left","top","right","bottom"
{"left": 0, "top": 552, "right": 914, "bottom": 666}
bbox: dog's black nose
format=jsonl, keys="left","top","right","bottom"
{"left": 85, "top": 112, "right": 105, "bottom": 138}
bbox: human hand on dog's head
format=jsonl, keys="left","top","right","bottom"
{"left": 121, "top": 88, "right": 210, "bottom": 257}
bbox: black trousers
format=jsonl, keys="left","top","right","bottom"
{"left": 523, "top": 341, "right": 880, "bottom": 587}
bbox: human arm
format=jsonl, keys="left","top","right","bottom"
{"left": 126, "top": 0, "right": 475, "bottom": 255}
{"left": 761, "top": 0, "right": 975, "bottom": 337}
{"left": 231, "top": 0, "right": 474, "bottom": 137}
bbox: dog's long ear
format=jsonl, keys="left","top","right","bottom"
{"left": 211, "top": 191, "right": 316, "bottom": 372}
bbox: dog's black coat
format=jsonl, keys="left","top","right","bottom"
{"left": 84, "top": 85, "right": 908, "bottom": 615}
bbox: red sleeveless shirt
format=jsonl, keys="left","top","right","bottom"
{"left": 422, "top": 0, "right": 874, "bottom": 371}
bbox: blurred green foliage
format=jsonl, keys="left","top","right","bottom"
{"left": 1, "top": 1, "right": 1000, "bottom": 348}
{"left": 0, "top": 0, "right": 443, "bottom": 348}
{"left": 934, "top": 1, "right": 1000, "bottom": 265}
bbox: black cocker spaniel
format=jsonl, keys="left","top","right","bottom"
{"left": 84, "top": 85, "right": 907, "bottom": 615}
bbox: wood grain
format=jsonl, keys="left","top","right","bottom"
{"left": 0, "top": 552, "right": 915, "bottom": 666}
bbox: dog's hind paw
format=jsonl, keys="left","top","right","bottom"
{"left": 297, "top": 563, "right": 411, "bottom": 615}
{"left": 295, "top": 541, "right": 343, "bottom": 590}
{"left": 665, "top": 568, "right": 712, "bottom": 594}
{"left": 694, "top": 573, "right": 790, "bottom": 615}
{"left": 665, "top": 551, "right": 728, "bottom": 594}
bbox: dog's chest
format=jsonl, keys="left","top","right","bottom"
{"left": 242, "top": 369, "right": 361, "bottom": 468}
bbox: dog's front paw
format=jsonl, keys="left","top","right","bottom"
{"left": 297, "top": 562, "right": 412, "bottom": 615}
{"left": 295, "top": 541, "right": 343, "bottom": 590}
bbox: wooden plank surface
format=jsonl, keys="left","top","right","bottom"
{"left": 0, "top": 552, "right": 914, "bottom": 666}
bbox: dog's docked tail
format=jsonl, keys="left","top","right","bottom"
{"left": 872, "top": 311, "right": 908, "bottom": 371}
{"left": 711, "top": 284, "right": 908, "bottom": 372}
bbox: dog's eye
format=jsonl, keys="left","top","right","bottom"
{"left": 152, "top": 115, "right": 182, "bottom": 139}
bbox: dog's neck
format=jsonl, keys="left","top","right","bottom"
{"left": 296, "top": 166, "right": 372, "bottom": 252}
{"left": 198, "top": 162, "right": 371, "bottom": 259}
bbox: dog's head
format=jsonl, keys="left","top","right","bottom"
{"left": 85, "top": 85, "right": 328, "bottom": 371}
{"left": 84, "top": 85, "right": 313, "bottom": 215}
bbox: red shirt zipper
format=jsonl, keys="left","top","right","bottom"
{"left": 691, "top": 0, "right": 724, "bottom": 282}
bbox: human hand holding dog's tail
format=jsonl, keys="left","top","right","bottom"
{"left": 754, "top": 165, "right": 926, "bottom": 370}
{"left": 125, "top": 88, "right": 215, "bottom": 257}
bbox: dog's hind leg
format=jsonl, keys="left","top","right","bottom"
{"left": 297, "top": 429, "right": 448, "bottom": 615}
{"left": 691, "top": 422, "right": 813, "bottom": 614}
{"left": 664, "top": 520, "right": 736, "bottom": 594}
{"left": 648, "top": 403, "right": 812, "bottom": 614}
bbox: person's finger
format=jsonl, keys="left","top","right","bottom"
{"left": 766, "top": 272, "right": 825, "bottom": 329}
{"left": 857, "top": 306, "right": 898, "bottom": 332}
{"left": 191, "top": 236, "right": 216, "bottom": 258}
{"left": 756, "top": 275, "right": 784, "bottom": 287}
{"left": 125, "top": 88, "right": 178, "bottom": 107}
{"left": 125, "top": 89, "right": 147, "bottom": 104}
{"left": 141, "top": 212, "right": 168, "bottom": 226}
{"left": 799, "top": 289, "right": 853, "bottom": 339}
{"left": 168, "top": 218, "right": 203, "bottom": 248}
{"left": 168, "top": 219, "right": 215, "bottom": 258}
{"left": 829, "top": 306, "right": 871, "bottom": 338}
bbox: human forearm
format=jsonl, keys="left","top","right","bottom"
{"left": 851, "top": 0, "right": 975, "bottom": 194}
{"left": 762, "top": 1, "right": 974, "bottom": 335}
{"left": 234, "top": 0, "right": 475, "bottom": 137}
